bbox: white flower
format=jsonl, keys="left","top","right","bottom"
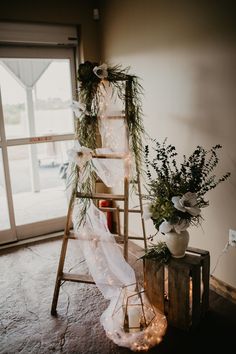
{"left": 142, "top": 203, "right": 152, "bottom": 220}
{"left": 172, "top": 192, "right": 201, "bottom": 216}
{"left": 93, "top": 63, "right": 108, "bottom": 79}
{"left": 159, "top": 220, "right": 173, "bottom": 234}
{"left": 159, "top": 219, "right": 190, "bottom": 234}
{"left": 173, "top": 219, "right": 190, "bottom": 233}
{"left": 67, "top": 143, "right": 93, "bottom": 168}
{"left": 71, "top": 100, "right": 90, "bottom": 118}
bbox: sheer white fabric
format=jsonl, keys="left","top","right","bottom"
{"left": 70, "top": 152, "right": 167, "bottom": 351}
{"left": 69, "top": 88, "right": 167, "bottom": 351}
{"left": 93, "top": 148, "right": 125, "bottom": 188}
{"left": 73, "top": 202, "right": 136, "bottom": 299}
{"left": 72, "top": 197, "right": 167, "bottom": 351}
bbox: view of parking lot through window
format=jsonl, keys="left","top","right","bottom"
{"left": 0, "top": 56, "right": 75, "bottom": 240}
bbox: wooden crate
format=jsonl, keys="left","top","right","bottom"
{"left": 144, "top": 247, "right": 210, "bottom": 330}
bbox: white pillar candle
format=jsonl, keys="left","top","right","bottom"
{"left": 128, "top": 306, "right": 140, "bottom": 329}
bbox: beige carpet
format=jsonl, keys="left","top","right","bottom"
{"left": 0, "top": 239, "right": 143, "bottom": 354}
{"left": 0, "top": 239, "right": 236, "bottom": 354}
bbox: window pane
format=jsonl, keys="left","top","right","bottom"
{"left": 0, "top": 149, "right": 10, "bottom": 230}
{"left": 0, "top": 63, "right": 28, "bottom": 139}
{"left": 0, "top": 59, "right": 74, "bottom": 139}
{"left": 8, "top": 140, "right": 73, "bottom": 225}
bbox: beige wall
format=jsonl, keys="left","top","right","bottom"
{"left": 0, "top": 0, "right": 101, "bottom": 61}
{"left": 100, "top": 0, "right": 236, "bottom": 287}
{"left": 1, "top": 0, "right": 235, "bottom": 288}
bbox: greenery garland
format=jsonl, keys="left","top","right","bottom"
{"left": 70, "top": 61, "right": 145, "bottom": 225}
{"left": 75, "top": 61, "right": 145, "bottom": 169}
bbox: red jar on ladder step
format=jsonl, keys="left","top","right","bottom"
{"left": 99, "top": 200, "right": 113, "bottom": 232}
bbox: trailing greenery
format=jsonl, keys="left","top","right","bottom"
{"left": 66, "top": 152, "right": 98, "bottom": 226}
{"left": 75, "top": 161, "right": 97, "bottom": 227}
{"left": 144, "top": 139, "right": 231, "bottom": 232}
{"left": 68, "top": 61, "right": 145, "bottom": 225}
{"left": 76, "top": 61, "right": 145, "bottom": 169}
{"left": 141, "top": 241, "right": 171, "bottom": 264}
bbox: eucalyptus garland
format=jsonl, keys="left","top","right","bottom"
{"left": 75, "top": 61, "right": 145, "bottom": 169}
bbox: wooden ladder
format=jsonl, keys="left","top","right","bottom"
{"left": 51, "top": 148, "right": 147, "bottom": 316}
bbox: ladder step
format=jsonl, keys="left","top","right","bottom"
{"left": 65, "top": 231, "right": 144, "bottom": 242}
{"left": 92, "top": 153, "right": 126, "bottom": 159}
{"left": 62, "top": 273, "right": 95, "bottom": 284}
{"left": 128, "top": 236, "right": 145, "bottom": 241}
{"left": 99, "top": 115, "right": 125, "bottom": 120}
{"left": 76, "top": 192, "right": 125, "bottom": 201}
{"left": 114, "top": 235, "right": 124, "bottom": 243}
{"left": 119, "top": 208, "right": 141, "bottom": 214}
{"left": 68, "top": 232, "right": 76, "bottom": 239}
{"left": 99, "top": 207, "right": 141, "bottom": 213}
{"left": 99, "top": 206, "right": 119, "bottom": 212}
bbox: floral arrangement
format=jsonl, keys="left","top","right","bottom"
{"left": 143, "top": 139, "right": 230, "bottom": 234}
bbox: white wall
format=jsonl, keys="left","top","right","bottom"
{"left": 100, "top": 0, "right": 236, "bottom": 287}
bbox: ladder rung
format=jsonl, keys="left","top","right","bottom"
{"left": 114, "top": 235, "right": 124, "bottom": 243}
{"left": 128, "top": 236, "right": 145, "bottom": 240}
{"left": 76, "top": 192, "right": 125, "bottom": 201}
{"left": 118, "top": 234, "right": 145, "bottom": 241}
{"left": 101, "top": 115, "right": 125, "bottom": 120}
{"left": 99, "top": 207, "right": 118, "bottom": 212}
{"left": 99, "top": 207, "right": 141, "bottom": 213}
{"left": 119, "top": 208, "right": 141, "bottom": 214}
{"left": 92, "top": 153, "right": 126, "bottom": 159}
{"left": 68, "top": 232, "right": 76, "bottom": 239}
{"left": 68, "top": 233, "right": 144, "bottom": 243}
{"left": 62, "top": 273, "right": 95, "bottom": 284}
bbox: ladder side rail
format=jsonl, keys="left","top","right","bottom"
{"left": 51, "top": 189, "right": 76, "bottom": 315}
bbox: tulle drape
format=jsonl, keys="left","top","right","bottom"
{"left": 70, "top": 149, "right": 166, "bottom": 351}
{"left": 69, "top": 90, "right": 167, "bottom": 350}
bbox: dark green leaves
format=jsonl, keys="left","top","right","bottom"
{"left": 141, "top": 241, "right": 171, "bottom": 263}
{"left": 78, "top": 61, "right": 99, "bottom": 83}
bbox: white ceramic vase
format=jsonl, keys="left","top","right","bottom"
{"left": 165, "top": 230, "right": 189, "bottom": 258}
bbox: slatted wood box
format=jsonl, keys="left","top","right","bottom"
{"left": 144, "top": 247, "right": 210, "bottom": 330}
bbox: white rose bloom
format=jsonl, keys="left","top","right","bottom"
{"left": 172, "top": 192, "right": 201, "bottom": 216}
{"left": 93, "top": 63, "right": 108, "bottom": 79}
{"left": 173, "top": 219, "right": 190, "bottom": 234}
{"left": 67, "top": 142, "right": 93, "bottom": 168}
{"left": 142, "top": 203, "right": 152, "bottom": 220}
{"left": 159, "top": 220, "right": 173, "bottom": 234}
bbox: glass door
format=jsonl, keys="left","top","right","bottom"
{"left": 0, "top": 47, "right": 76, "bottom": 244}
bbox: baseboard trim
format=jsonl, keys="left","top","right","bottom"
{"left": 210, "top": 275, "right": 236, "bottom": 304}
{"left": 0, "top": 231, "right": 63, "bottom": 254}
